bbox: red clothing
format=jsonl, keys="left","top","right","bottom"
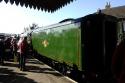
{"left": 20, "top": 40, "right": 28, "bottom": 54}
{"left": 18, "top": 38, "right": 28, "bottom": 55}
{"left": 112, "top": 39, "right": 125, "bottom": 83}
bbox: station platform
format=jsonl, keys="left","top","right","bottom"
{"left": 0, "top": 57, "right": 77, "bottom": 83}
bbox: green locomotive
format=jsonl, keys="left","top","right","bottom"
{"left": 30, "top": 13, "right": 124, "bottom": 82}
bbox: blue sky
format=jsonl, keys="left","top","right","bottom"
{"left": 0, "top": 0, "right": 125, "bottom": 34}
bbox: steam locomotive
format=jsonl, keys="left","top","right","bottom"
{"left": 26, "top": 13, "right": 125, "bottom": 83}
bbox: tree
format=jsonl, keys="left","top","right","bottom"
{"left": 30, "top": 23, "right": 38, "bottom": 30}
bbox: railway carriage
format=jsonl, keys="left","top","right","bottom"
{"left": 30, "top": 13, "right": 124, "bottom": 82}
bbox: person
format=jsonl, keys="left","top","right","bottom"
{"left": 111, "top": 39, "right": 125, "bottom": 83}
{"left": 18, "top": 36, "right": 28, "bottom": 71}
{"left": 11, "top": 36, "right": 18, "bottom": 62}
{"left": 4, "top": 37, "right": 12, "bottom": 60}
{"left": 0, "top": 38, "right": 5, "bottom": 65}
{"left": 17, "top": 37, "right": 23, "bottom": 68}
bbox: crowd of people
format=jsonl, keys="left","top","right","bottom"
{"left": 0, "top": 35, "right": 30, "bottom": 71}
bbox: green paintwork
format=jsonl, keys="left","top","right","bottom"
{"left": 32, "top": 23, "right": 82, "bottom": 70}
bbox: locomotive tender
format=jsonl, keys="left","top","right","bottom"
{"left": 29, "top": 13, "right": 124, "bottom": 82}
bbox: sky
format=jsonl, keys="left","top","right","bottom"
{"left": 0, "top": 0, "right": 125, "bottom": 34}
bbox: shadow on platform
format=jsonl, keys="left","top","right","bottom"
{"left": 0, "top": 58, "right": 63, "bottom": 83}
{"left": 26, "top": 65, "right": 63, "bottom": 77}
{"left": 3, "top": 61, "right": 62, "bottom": 77}
{"left": 0, "top": 67, "right": 37, "bottom": 83}
{"left": 26, "top": 59, "right": 45, "bottom": 65}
